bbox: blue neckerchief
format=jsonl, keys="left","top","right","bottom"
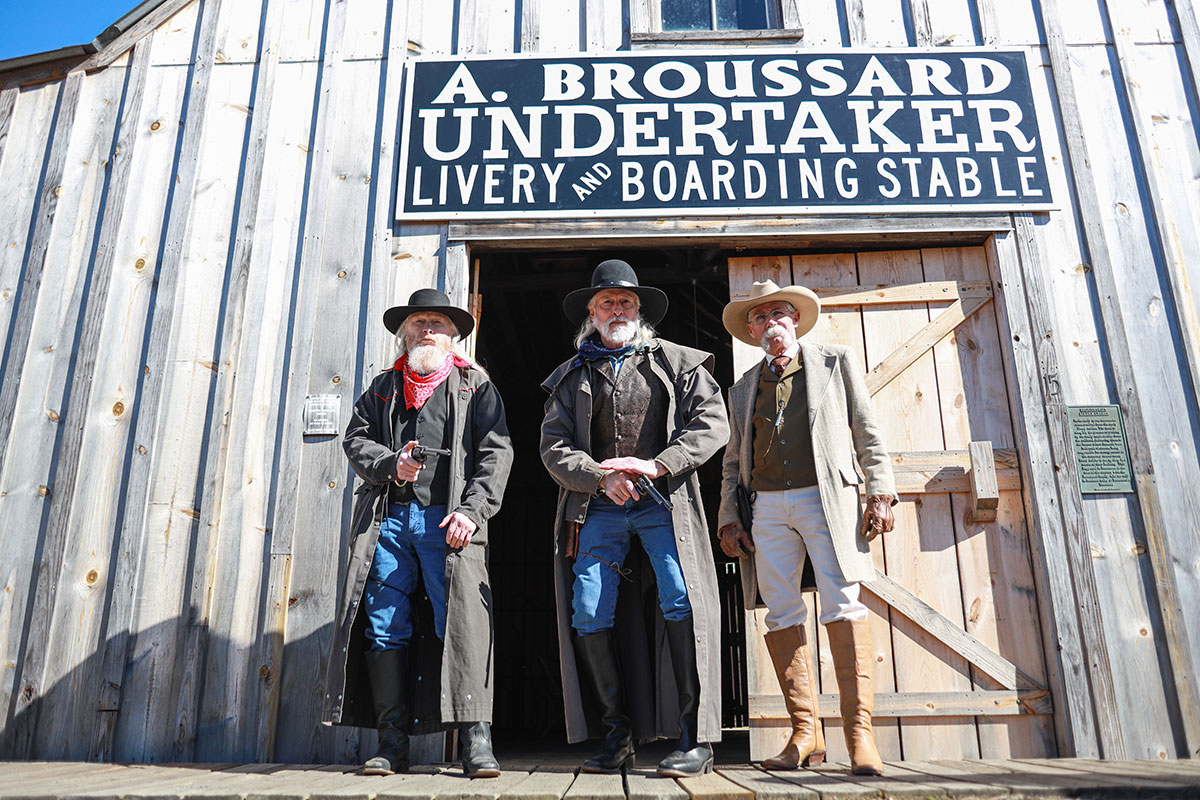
{"left": 574, "top": 333, "right": 637, "bottom": 374}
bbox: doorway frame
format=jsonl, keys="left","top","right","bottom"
{"left": 432, "top": 212, "right": 1109, "bottom": 759}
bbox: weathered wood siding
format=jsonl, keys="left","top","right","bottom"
{"left": 0, "top": 0, "right": 1197, "bottom": 762}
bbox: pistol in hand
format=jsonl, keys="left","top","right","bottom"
{"left": 410, "top": 444, "right": 452, "bottom": 462}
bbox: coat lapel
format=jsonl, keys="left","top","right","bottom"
{"left": 801, "top": 341, "right": 836, "bottom": 431}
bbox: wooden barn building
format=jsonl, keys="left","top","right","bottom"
{"left": 1, "top": 0, "right": 1198, "bottom": 772}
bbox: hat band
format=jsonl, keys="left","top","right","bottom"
{"left": 595, "top": 279, "right": 637, "bottom": 289}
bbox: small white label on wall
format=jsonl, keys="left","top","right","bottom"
{"left": 304, "top": 395, "right": 340, "bottom": 436}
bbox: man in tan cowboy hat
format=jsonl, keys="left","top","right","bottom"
{"left": 322, "top": 288, "right": 513, "bottom": 779}
{"left": 717, "top": 280, "right": 897, "bottom": 776}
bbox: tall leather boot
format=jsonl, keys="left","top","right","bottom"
{"left": 762, "top": 625, "right": 825, "bottom": 770}
{"left": 362, "top": 648, "right": 411, "bottom": 775}
{"left": 573, "top": 631, "right": 636, "bottom": 773}
{"left": 460, "top": 721, "right": 501, "bottom": 778}
{"left": 657, "top": 617, "right": 714, "bottom": 777}
{"left": 827, "top": 619, "right": 883, "bottom": 776}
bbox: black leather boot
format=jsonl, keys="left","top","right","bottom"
{"left": 362, "top": 648, "right": 411, "bottom": 775}
{"left": 573, "top": 631, "right": 636, "bottom": 774}
{"left": 657, "top": 617, "right": 714, "bottom": 777}
{"left": 460, "top": 721, "right": 501, "bottom": 778}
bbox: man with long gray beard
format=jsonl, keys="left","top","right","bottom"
{"left": 541, "top": 260, "right": 729, "bottom": 777}
{"left": 717, "top": 280, "right": 896, "bottom": 776}
{"left": 323, "top": 289, "right": 512, "bottom": 779}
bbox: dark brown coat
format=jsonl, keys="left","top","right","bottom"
{"left": 540, "top": 339, "right": 730, "bottom": 744}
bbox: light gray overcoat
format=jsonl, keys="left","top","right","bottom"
{"left": 322, "top": 364, "right": 512, "bottom": 733}
{"left": 541, "top": 339, "right": 730, "bottom": 744}
{"left": 718, "top": 342, "right": 897, "bottom": 607}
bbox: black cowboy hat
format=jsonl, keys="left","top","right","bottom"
{"left": 562, "top": 259, "right": 669, "bottom": 325}
{"left": 383, "top": 288, "right": 475, "bottom": 338}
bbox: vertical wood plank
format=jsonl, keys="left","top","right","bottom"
{"left": 277, "top": 0, "right": 327, "bottom": 62}
{"left": 585, "top": 0, "right": 625, "bottom": 52}
{"left": 857, "top": 248, "right": 977, "bottom": 760}
{"left": 914, "top": 0, "right": 975, "bottom": 45}
{"left": 150, "top": 0, "right": 204, "bottom": 65}
{"left": 8, "top": 65, "right": 131, "bottom": 761}
{"left": 0, "top": 87, "right": 17, "bottom": 173}
{"left": 783, "top": 0, "right": 842, "bottom": 45}
{"left": 536, "top": 0, "right": 584, "bottom": 53}
{"left": 0, "top": 72, "right": 86, "bottom": 760}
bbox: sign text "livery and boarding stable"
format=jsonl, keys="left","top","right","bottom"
{"left": 396, "top": 50, "right": 1054, "bottom": 220}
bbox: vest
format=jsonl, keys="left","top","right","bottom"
{"left": 389, "top": 378, "right": 452, "bottom": 506}
{"left": 589, "top": 350, "right": 669, "bottom": 497}
{"left": 751, "top": 358, "right": 817, "bottom": 491}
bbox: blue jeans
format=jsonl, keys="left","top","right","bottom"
{"left": 571, "top": 497, "right": 691, "bottom": 634}
{"left": 365, "top": 501, "right": 448, "bottom": 651}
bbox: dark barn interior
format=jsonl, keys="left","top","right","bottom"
{"left": 473, "top": 249, "right": 747, "bottom": 749}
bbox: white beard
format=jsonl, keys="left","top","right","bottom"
{"left": 598, "top": 316, "right": 638, "bottom": 346}
{"left": 407, "top": 341, "right": 452, "bottom": 374}
{"left": 761, "top": 323, "right": 793, "bottom": 351}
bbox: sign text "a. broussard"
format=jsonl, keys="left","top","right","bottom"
{"left": 396, "top": 51, "right": 1054, "bottom": 220}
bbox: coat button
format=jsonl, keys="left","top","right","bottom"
{"left": 467, "top": 694, "right": 472, "bottom": 700}
{"left": 780, "top": 439, "right": 787, "bottom": 445}
{"left": 786, "top": 481, "right": 793, "bottom": 487}
{"left": 784, "top": 460, "right": 790, "bottom": 466}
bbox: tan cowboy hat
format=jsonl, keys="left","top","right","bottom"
{"left": 722, "top": 280, "right": 821, "bottom": 346}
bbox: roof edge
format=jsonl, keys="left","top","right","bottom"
{"left": 0, "top": 0, "right": 172, "bottom": 76}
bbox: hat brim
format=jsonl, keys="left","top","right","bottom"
{"left": 563, "top": 285, "right": 669, "bottom": 327}
{"left": 383, "top": 303, "right": 476, "bottom": 339}
{"left": 722, "top": 287, "right": 821, "bottom": 346}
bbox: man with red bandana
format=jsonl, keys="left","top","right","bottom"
{"left": 322, "top": 289, "right": 512, "bottom": 779}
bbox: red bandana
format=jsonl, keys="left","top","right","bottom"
{"left": 395, "top": 352, "right": 472, "bottom": 410}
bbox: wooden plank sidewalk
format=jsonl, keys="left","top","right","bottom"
{"left": 1, "top": 760, "right": 1198, "bottom": 800}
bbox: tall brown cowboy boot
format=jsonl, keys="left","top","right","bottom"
{"left": 826, "top": 619, "right": 883, "bottom": 776}
{"left": 762, "top": 625, "right": 825, "bottom": 769}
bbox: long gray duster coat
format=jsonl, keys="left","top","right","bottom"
{"left": 322, "top": 364, "right": 512, "bottom": 733}
{"left": 540, "top": 339, "right": 730, "bottom": 745}
{"left": 718, "top": 342, "right": 897, "bottom": 608}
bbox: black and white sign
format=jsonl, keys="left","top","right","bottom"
{"left": 396, "top": 49, "right": 1054, "bottom": 220}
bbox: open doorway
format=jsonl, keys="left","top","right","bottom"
{"left": 473, "top": 247, "right": 746, "bottom": 749}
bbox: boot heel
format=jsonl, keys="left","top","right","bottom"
{"left": 802, "top": 750, "right": 825, "bottom": 767}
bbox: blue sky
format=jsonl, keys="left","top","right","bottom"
{"left": 0, "top": 0, "right": 140, "bottom": 61}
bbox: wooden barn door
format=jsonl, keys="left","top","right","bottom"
{"left": 729, "top": 247, "right": 1057, "bottom": 762}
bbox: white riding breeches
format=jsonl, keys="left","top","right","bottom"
{"left": 751, "top": 485, "right": 870, "bottom": 630}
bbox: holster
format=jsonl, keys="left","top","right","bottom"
{"left": 566, "top": 521, "right": 580, "bottom": 560}
{"left": 735, "top": 484, "right": 754, "bottom": 529}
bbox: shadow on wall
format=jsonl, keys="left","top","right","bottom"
{"left": 0, "top": 619, "right": 379, "bottom": 764}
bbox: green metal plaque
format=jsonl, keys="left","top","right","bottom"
{"left": 1067, "top": 405, "right": 1134, "bottom": 494}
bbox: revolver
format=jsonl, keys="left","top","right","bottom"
{"left": 410, "top": 444, "right": 452, "bottom": 462}
{"left": 636, "top": 475, "right": 673, "bottom": 511}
